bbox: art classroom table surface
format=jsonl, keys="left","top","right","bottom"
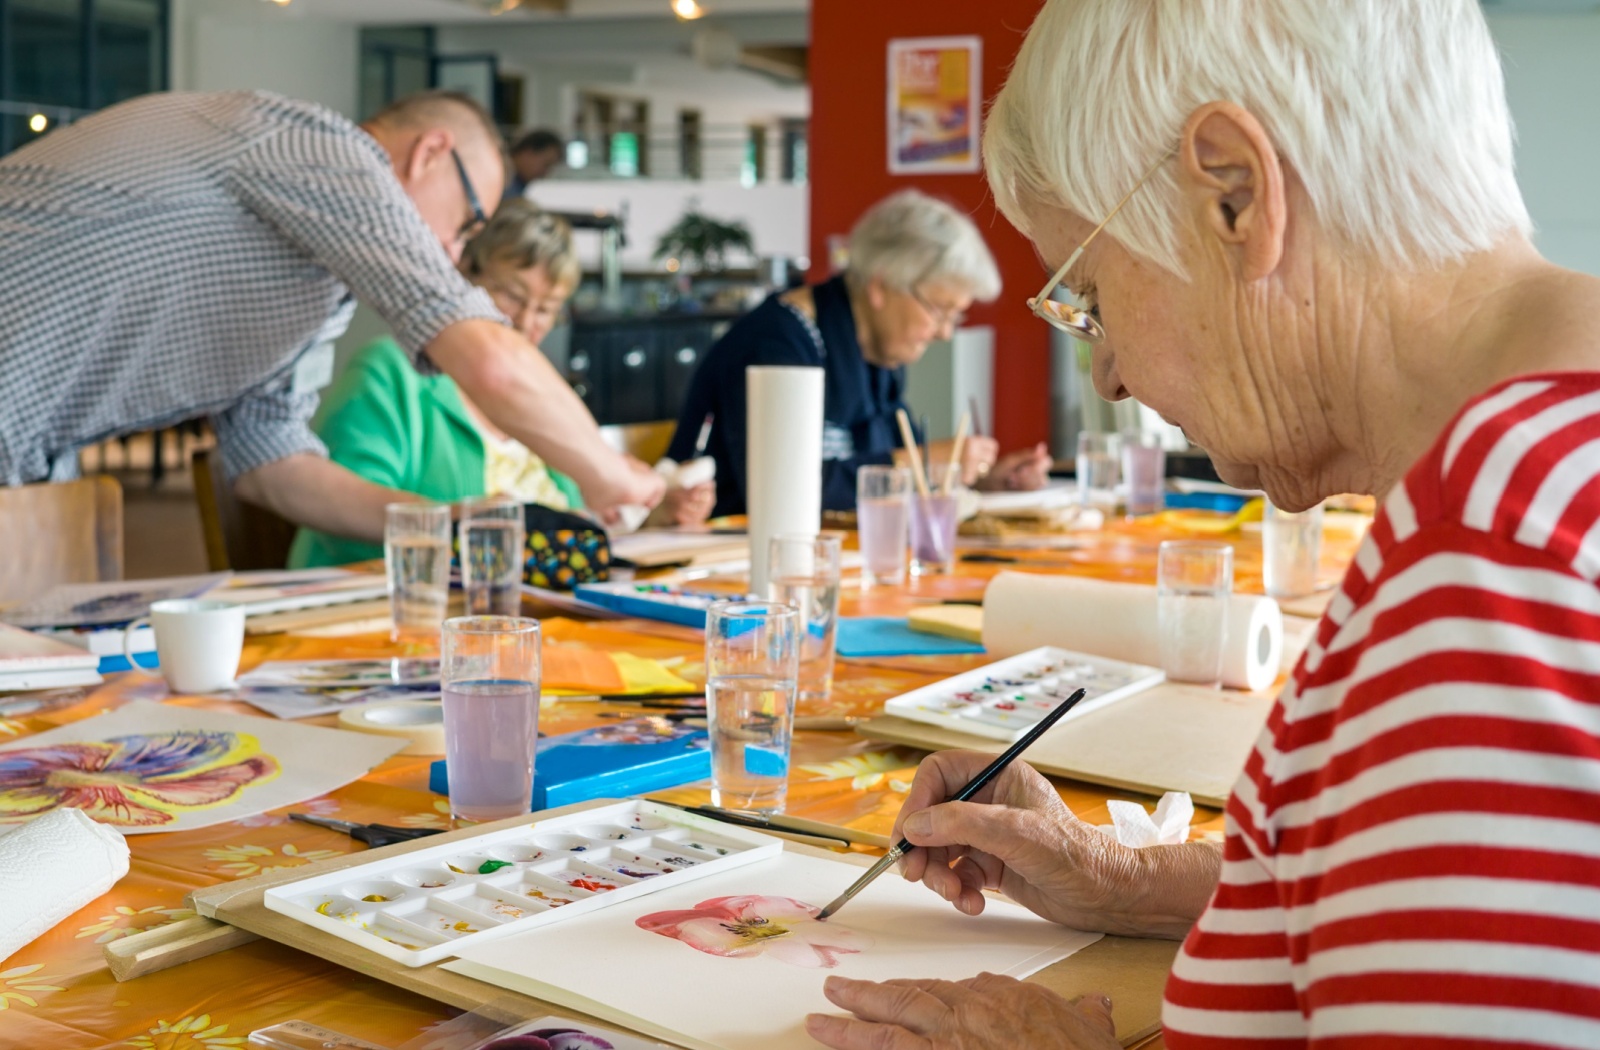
{"left": 3, "top": 508, "right": 1368, "bottom": 1050}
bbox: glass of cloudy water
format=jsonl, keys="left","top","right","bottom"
{"left": 856, "top": 465, "right": 911, "bottom": 586}
{"left": 1077, "top": 431, "right": 1123, "bottom": 514}
{"left": 441, "top": 615, "right": 541, "bottom": 825}
{"left": 461, "top": 496, "right": 525, "bottom": 616}
{"left": 705, "top": 601, "right": 800, "bottom": 814}
{"left": 767, "top": 533, "right": 843, "bottom": 706}
{"left": 1157, "top": 540, "right": 1233, "bottom": 687}
{"left": 1263, "top": 501, "right": 1325, "bottom": 599}
{"left": 385, "top": 502, "right": 451, "bottom": 643}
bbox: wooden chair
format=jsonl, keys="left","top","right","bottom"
{"left": 0, "top": 476, "right": 123, "bottom": 605}
{"left": 598, "top": 420, "right": 677, "bottom": 465}
{"left": 192, "top": 448, "right": 298, "bottom": 571}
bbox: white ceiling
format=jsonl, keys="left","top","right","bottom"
{"left": 265, "top": 0, "right": 807, "bottom": 25}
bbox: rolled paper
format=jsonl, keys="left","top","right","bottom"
{"left": 0, "top": 807, "right": 130, "bottom": 962}
{"left": 981, "top": 571, "right": 1284, "bottom": 693}
{"left": 746, "top": 366, "right": 825, "bottom": 593}
{"left": 338, "top": 701, "right": 447, "bottom": 755}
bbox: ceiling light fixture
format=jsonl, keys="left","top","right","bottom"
{"left": 27, "top": 114, "right": 47, "bottom": 133}
{"left": 672, "top": 0, "right": 706, "bottom": 20}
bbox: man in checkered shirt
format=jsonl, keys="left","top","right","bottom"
{"left": 0, "top": 89, "right": 664, "bottom": 537}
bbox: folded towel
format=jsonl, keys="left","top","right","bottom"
{"left": 0, "top": 808, "right": 130, "bottom": 961}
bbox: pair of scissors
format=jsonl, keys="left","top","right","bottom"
{"left": 288, "top": 812, "right": 445, "bottom": 849}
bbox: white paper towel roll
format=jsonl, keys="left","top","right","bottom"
{"left": 982, "top": 571, "right": 1284, "bottom": 692}
{"left": 746, "top": 366, "right": 824, "bottom": 593}
{"left": 0, "top": 808, "right": 129, "bottom": 961}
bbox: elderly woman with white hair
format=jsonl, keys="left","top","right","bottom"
{"left": 665, "top": 189, "right": 1051, "bottom": 516}
{"left": 807, "top": 2, "right": 1600, "bottom": 1048}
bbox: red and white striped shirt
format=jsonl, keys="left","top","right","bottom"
{"left": 1164, "top": 374, "right": 1600, "bottom": 1049}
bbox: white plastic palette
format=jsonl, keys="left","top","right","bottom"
{"left": 883, "top": 645, "right": 1165, "bottom": 742}
{"left": 263, "top": 800, "right": 781, "bottom": 967}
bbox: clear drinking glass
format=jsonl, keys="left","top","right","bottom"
{"left": 1076, "top": 431, "right": 1122, "bottom": 513}
{"left": 910, "top": 492, "right": 960, "bottom": 575}
{"left": 705, "top": 601, "right": 800, "bottom": 813}
{"left": 1157, "top": 540, "right": 1233, "bottom": 687}
{"left": 1263, "top": 501, "right": 1325, "bottom": 599}
{"left": 767, "top": 533, "right": 843, "bottom": 706}
{"left": 1121, "top": 431, "right": 1167, "bottom": 517}
{"left": 461, "top": 496, "right": 525, "bottom": 616}
{"left": 385, "top": 502, "right": 452, "bottom": 643}
{"left": 441, "top": 615, "right": 541, "bottom": 825}
{"left": 856, "top": 465, "right": 911, "bottom": 587}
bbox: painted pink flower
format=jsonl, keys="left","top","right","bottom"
{"left": 636, "top": 895, "right": 871, "bottom": 968}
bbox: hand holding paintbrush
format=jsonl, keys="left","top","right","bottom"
{"left": 817, "top": 688, "right": 1087, "bottom": 920}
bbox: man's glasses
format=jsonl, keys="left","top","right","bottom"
{"left": 451, "top": 148, "right": 488, "bottom": 242}
{"left": 1028, "top": 146, "right": 1177, "bottom": 344}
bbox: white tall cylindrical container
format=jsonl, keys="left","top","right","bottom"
{"left": 746, "top": 365, "right": 824, "bottom": 593}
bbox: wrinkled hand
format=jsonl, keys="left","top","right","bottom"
{"left": 806, "top": 973, "right": 1119, "bottom": 1050}
{"left": 586, "top": 456, "right": 667, "bottom": 523}
{"left": 973, "top": 442, "right": 1053, "bottom": 492}
{"left": 891, "top": 751, "right": 1148, "bottom": 932}
{"left": 958, "top": 436, "right": 1001, "bottom": 488}
{"left": 646, "top": 481, "right": 716, "bottom": 527}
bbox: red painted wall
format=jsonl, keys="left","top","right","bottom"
{"left": 808, "top": 0, "right": 1050, "bottom": 450}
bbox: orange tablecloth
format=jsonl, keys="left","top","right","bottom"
{"left": 3, "top": 511, "right": 1365, "bottom": 1049}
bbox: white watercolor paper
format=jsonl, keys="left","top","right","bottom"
{"left": 0, "top": 700, "right": 404, "bottom": 833}
{"left": 445, "top": 849, "right": 1100, "bottom": 1050}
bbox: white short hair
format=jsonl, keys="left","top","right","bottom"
{"left": 984, "top": 0, "right": 1533, "bottom": 275}
{"left": 847, "top": 190, "right": 1002, "bottom": 301}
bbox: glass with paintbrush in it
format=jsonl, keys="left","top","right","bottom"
{"left": 908, "top": 408, "right": 971, "bottom": 576}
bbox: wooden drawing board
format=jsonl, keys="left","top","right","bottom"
{"left": 185, "top": 799, "right": 1178, "bottom": 1047}
{"left": 860, "top": 680, "right": 1275, "bottom": 808}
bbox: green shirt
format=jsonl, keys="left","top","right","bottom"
{"left": 287, "top": 337, "right": 581, "bottom": 568}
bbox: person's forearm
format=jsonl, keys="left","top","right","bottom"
{"left": 425, "top": 319, "right": 618, "bottom": 496}
{"left": 235, "top": 453, "right": 417, "bottom": 543}
{"left": 1108, "top": 839, "right": 1224, "bottom": 939}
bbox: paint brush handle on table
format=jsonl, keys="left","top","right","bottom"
{"left": 815, "top": 686, "right": 1088, "bottom": 920}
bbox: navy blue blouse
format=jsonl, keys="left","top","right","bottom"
{"left": 665, "top": 275, "right": 915, "bottom": 517}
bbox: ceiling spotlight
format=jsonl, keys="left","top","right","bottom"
{"left": 27, "top": 114, "right": 46, "bottom": 133}
{"left": 672, "top": 0, "right": 706, "bottom": 20}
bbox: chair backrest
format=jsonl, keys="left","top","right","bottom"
{"left": 0, "top": 476, "right": 123, "bottom": 605}
{"left": 192, "top": 448, "right": 298, "bottom": 571}
{"left": 598, "top": 420, "right": 677, "bottom": 466}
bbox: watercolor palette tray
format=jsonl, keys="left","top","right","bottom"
{"left": 263, "top": 799, "right": 780, "bottom": 967}
{"left": 882, "top": 645, "right": 1165, "bottom": 742}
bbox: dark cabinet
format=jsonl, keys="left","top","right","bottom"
{"left": 565, "top": 314, "right": 736, "bottom": 426}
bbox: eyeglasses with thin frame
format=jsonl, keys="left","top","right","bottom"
{"left": 1028, "top": 146, "right": 1178, "bottom": 344}
{"left": 912, "top": 287, "right": 967, "bottom": 332}
{"left": 451, "top": 148, "right": 488, "bottom": 243}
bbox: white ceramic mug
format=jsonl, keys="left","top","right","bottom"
{"left": 122, "top": 599, "right": 245, "bottom": 694}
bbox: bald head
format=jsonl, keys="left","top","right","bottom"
{"left": 363, "top": 90, "right": 508, "bottom": 260}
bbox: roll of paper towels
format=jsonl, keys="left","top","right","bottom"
{"left": 746, "top": 366, "right": 824, "bottom": 593}
{"left": 982, "top": 571, "right": 1284, "bottom": 692}
{"left": 0, "top": 808, "right": 129, "bottom": 961}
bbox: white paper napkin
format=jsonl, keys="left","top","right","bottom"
{"left": 0, "top": 808, "right": 130, "bottom": 961}
{"left": 1099, "top": 791, "right": 1194, "bottom": 848}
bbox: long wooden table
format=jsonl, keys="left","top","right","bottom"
{"left": 2, "top": 510, "right": 1364, "bottom": 1049}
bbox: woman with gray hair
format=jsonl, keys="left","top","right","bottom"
{"left": 665, "top": 189, "right": 1050, "bottom": 516}
{"left": 809, "top": 2, "right": 1600, "bottom": 1048}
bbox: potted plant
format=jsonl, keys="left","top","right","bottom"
{"left": 654, "top": 208, "right": 755, "bottom": 274}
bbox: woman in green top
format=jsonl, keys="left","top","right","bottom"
{"left": 290, "top": 201, "right": 714, "bottom": 568}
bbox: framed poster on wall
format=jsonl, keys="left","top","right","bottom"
{"left": 887, "top": 35, "right": 982, "bottom": 175}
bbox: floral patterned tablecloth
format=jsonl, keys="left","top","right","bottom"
{"left": 1, "top": 511, "right": 1365, "bottom": 1049}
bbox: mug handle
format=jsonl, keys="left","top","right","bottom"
{"left": 121, "top": 616, "right": 158, "bottom": 675}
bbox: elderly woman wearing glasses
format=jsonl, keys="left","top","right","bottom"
{"left": 665, "top": 190, "right": 1052, "bottom": 517}
{"left": 808, "top": 3, "right": 1600, "bottom": 1049}
{"left": 291, "top": 200, "right": 713, "bottom": 568}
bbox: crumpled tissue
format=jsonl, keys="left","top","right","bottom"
{"left": 0, "top": 808, "right": 130, "bottom": 961}
{"left": 1099, "top": 791, "right": 1194, "bottom": 848}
